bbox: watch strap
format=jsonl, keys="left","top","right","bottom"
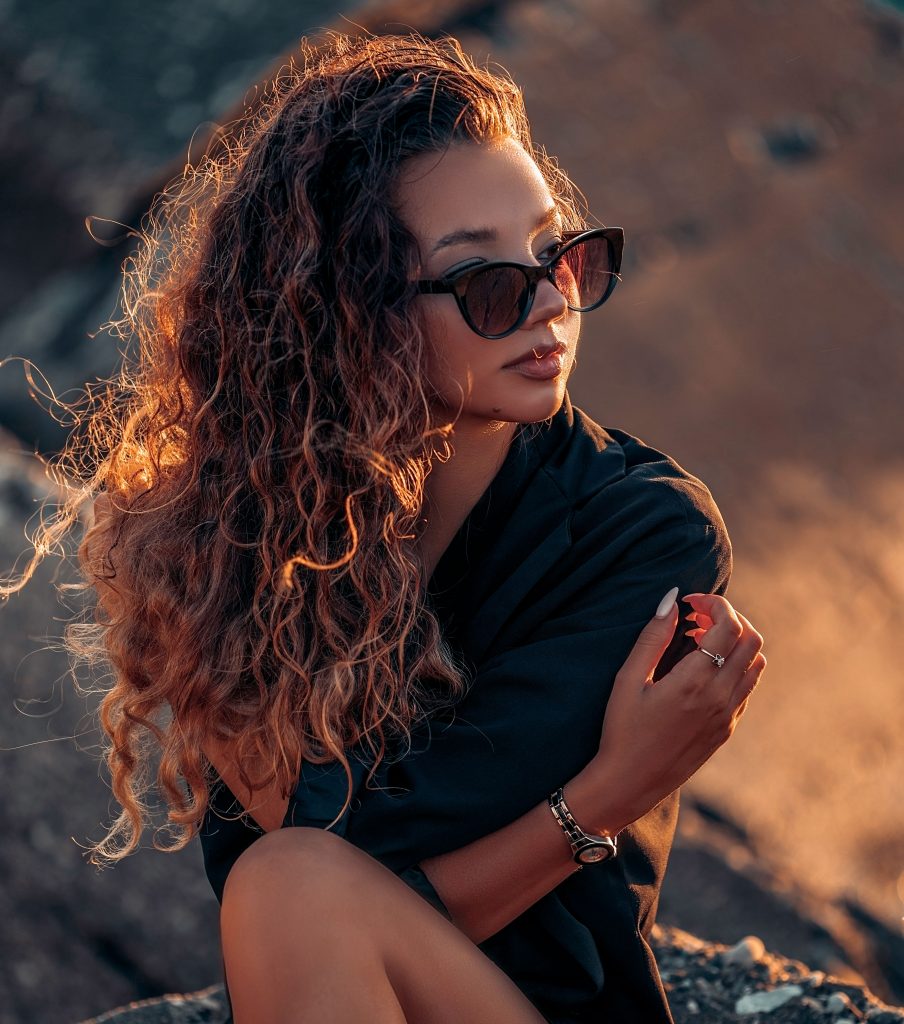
{"left": 548, "top": 786, "right": 618, "bottom": 867}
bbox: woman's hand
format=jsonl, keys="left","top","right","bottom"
{"left": 590, "top": 589, "right": 766, "bottom": 833}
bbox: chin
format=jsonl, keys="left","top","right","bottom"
{"left": 516, "top": 381, "right": 568, "bottom": 420}
{"left": 431, "top": 374, "right": 569, "bottom": 426}
{"left": 478, "top": 385, "right": 567, "bottom": 425}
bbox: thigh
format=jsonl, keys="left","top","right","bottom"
{"left": 221, "top": 827, "right": 548, "bottom": 1024}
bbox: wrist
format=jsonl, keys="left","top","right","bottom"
{"left": 564, "top": 756, "right": 635, "bottom": 838}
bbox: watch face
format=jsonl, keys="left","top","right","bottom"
{"left": 578, "top": 844, "right": 613, "bottom": 864}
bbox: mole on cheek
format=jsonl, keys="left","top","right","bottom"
{"left": 492, "top": 407, "right": 502, "bottom": 413}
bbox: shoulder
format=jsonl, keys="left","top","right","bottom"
{"left": 533, "top": 400, "right": 731, "bottom": 579}
{"left": 542, "top": 401, "right": 726, "bottom": 528}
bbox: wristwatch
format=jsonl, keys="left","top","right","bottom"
{"left": 548, "top": 787, "right": 618, "bottom": 868}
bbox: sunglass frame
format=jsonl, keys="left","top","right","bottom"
{"left": 416, "top": 226, "right": 625, "bottom": 340}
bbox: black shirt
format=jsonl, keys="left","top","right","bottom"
{"left": 200, "top": 391, "right": 732, "bottom": 1023}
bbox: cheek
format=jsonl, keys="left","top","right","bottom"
{"left": 562, "top": 307, "right": 582, "bottom": 344}
{"left": 422, "top": 307, "right": 453, "bottom": 375}
{"left": 423, "top": 306, "right": 478, "bottom": 379}
{"left": 421, "top": 308, "right": 467, "bottom": 405}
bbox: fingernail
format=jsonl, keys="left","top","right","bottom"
{"left": 655, "top": 586, "right": 679, "bottom": 618}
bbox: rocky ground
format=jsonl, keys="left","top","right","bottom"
{"left": 1, "top": 0, "right": 903, "bottom": 1021}
{"left": 654, "top": 927, "right": 904, "bottom": 1024}
{"left": 76, "top": 929, "right": 904, "bottom": 1023}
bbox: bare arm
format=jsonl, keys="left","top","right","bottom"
{"left": 419, "top": 591, "right": 766, "bottom": 946}
{"left": 203, "top": 589, "right": 763, "bottom": 947}
{"left": 417, "top": 757, "right": 618, "bottom": 945}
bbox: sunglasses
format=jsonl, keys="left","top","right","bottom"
{"left": 416, "top": 227, "right": 624, "bottom": 340}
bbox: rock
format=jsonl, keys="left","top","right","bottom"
{"left": 655, "top": 926, "right": 904, "bottom": 1023}
{"left": 827, "top": 990, "right": 864, "bottom": 1017}
{"left": 80, "top": 985, "right": 228, "bottom": 1023}
{"left": 735, "top": 984, "right": 805, "bottom": 1015}
{"left": 661, "top": 798, "right": 897, "bottom": 1005}
{"left": 800, "top": 996, "right": 825, "bottom": 1011}
{"left": 724, "top": 935, "right": 768, "bottom": 969}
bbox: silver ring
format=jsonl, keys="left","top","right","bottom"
{"left": 699, "top": 647, "right": 726, "bottom": 669}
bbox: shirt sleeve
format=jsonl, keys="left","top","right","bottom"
{"left": 344, "top": 484, "right": 733, "bottom": 874}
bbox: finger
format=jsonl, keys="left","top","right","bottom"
{"left": 684, "top": 598, "right": 763, "bottom": 651}
{"left": 730, "top": 651, "right": 767, "bottom": 712}
{"left": 718, "top": 610, "right": 764, "bottom": 676}
{"left": 617, "top": 586, "right": 681, "bottom": 684}
{"left": 681, "top": 593, "right": 734, "bottom": 615}
{"left": 680, "top": 594, "right": 743, "bottom": 671}
{"left": 734, "top": 610, "right": 765, "bottom": 651}
{"left": 684, "top": 611, "right": 714, "bottom": 629}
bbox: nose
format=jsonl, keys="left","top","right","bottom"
{"left": 522, "top": 274, "right": 568, "bottom": 330}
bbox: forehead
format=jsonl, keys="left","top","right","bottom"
{"left": 394, "top": 137, "right": 556, "bottom": 251}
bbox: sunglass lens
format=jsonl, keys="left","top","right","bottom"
{"left": 464, "top": 267, "right": 529, "bottom": 337}
{"left": 556, "top": 235, "right": 615, "bottom": 311}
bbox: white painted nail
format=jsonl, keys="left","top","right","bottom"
{"left": 655, "top": 586, "right": 679, "bottom": 618}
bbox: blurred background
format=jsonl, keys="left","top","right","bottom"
{"left": 1, "top": 0, "right": 902, "bottom": 1020}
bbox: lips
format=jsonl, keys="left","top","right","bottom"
{"left": 503, "top": 342, "right": 567, "bottom": 367}
{"left": 506, "top": 349, "right": 566, "bottom": 380}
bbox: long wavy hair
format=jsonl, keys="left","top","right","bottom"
{"left": 2, "top": 31, "right": 586, "bottom": 865}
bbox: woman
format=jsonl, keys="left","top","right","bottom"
{"left": 14, "top": 31, "right": 765, "bottom": 1024}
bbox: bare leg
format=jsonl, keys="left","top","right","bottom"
{"left": 221, "top": 827, "right": 548, "bottom": 1024}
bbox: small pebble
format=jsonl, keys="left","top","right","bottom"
{"left": 735, "top": 984, "right": 804, "bottom": 1015}
{"left": 723, "top": 935, "right": 766, "bottom": 969}
{"left": 826, "top": 991, "right": 861, "bottom": 1018}
{"left": 686, "top": 998, "right": 699, "bottom": 1014}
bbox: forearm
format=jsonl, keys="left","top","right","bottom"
{"left": 417, "top": 758, "right": 626, "bottom": 945}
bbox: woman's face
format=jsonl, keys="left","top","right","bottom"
{"left": 395, "top": 136, "right": 581, "bottom": 428}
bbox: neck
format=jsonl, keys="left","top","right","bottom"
{"left": 418, "top": 417, "right": 518, "bottom": 580}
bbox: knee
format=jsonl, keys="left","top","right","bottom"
{"left": 224, "top": 827, "right": 341, "bottom": 905}
{"left": 221, "top": 827, "right": 358, "bottom": 939}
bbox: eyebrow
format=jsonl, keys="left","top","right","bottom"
{"left": 428, "top": 206, "right": 562, "bottom": 257}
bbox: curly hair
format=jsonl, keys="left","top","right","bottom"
{"left": 2, "top": 31, "right": 587, "bottom": 865}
